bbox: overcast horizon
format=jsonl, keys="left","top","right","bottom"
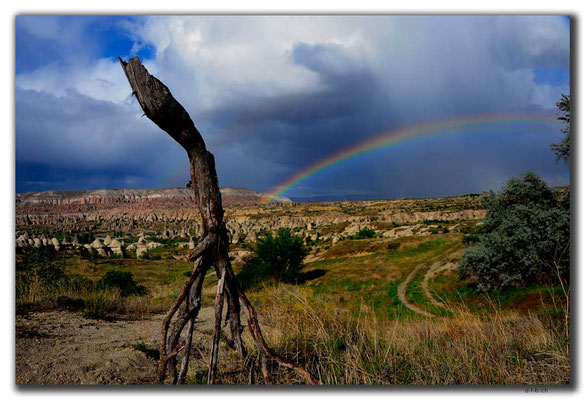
{"left": 15, "top": 15, "right": 571, "bottom": 201}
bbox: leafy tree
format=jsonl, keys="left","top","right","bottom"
{"left": 355, "top": 227, "right": 376, "bottom": 239}
{"left": 17, "top": 246, "right": 69, "bottom": 288}
{"left": 459, "top": 172, "right": 569, "bottom": 291}
{"left": 76, "top": 232, "right": 95, "bottom": 245}
{"left": 237, "top": 228, "right": 308, "bottom": 288}
{"left": 551, "top": 94, "right": 570, "bottom": 162}
{"left": 17, "top": 246, "right": 57, "bottom": 271}
{"left": 97, "top": 270, "right": 147, "bottom": 296}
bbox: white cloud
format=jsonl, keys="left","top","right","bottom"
{"left": 16, "top": 58, "right": 131, "bottom": 103}
{"left": 15, "top": 15, "right": 570, "bottom": 195}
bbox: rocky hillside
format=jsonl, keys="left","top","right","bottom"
{"left": 16, "top": 187, "right": 290, "bottom": 212}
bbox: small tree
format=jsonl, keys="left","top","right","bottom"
{"left": 238, "top": 229, "right": 308, "bottom": 287}
{"left": 97, "top": 270, "right": 147, "bottom": 297}
{"left": 551, "top": 94, "right": 571, "bottom": 162}
{"left": 256, "top": 228, "right": 308, "bottom": 283}
{"left": 459, "top": 172, "right": 569, "bottom": 291}
{"left": 355, "top": 227, "right": 376, "bottom": 239}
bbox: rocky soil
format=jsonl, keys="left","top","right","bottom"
{"left": 16, "top": 308, "right": 215, "bottom": 385}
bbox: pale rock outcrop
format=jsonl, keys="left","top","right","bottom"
{"left": 104, "top": 235, "right": 112, "bottom": 246}
{"left": 246, "top": 232, "right": 257, "bottom": 242}
{"left": 382, "top": 230, "right": 396, "bottom": 238}
{"left": 51, "top": 237, "right": 61, "bottom": 251}
{"left": 109, "top": 238, "right": 124, "bottom": 256}
{"left": 90, "top": 239, "right": 108, "bottom": 257}
{"left": 136, "top": 246, "right": 148, "bottom": 259}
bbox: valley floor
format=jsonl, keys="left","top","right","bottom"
{"left": 15, "top": 201, "right": 570, "bottom": 385}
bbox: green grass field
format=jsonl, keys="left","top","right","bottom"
{"left": 15, "top": 229, "right": 570, "bottom": 384}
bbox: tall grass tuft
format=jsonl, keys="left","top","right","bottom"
{"left": 247, "top": 285, "right": 569, "bottom": 385}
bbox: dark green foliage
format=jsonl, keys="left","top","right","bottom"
{"left": 96, "top": 270, "right": 147, "bottom": 297}
{"left": 462, "top": 233, "right": 479, "bottom": 246}
{"left": 459, "top": 172, "right": 570, "bottom": 291}
{"left": 17, "top": 246, "right": 57, "bottom": 271}
{"left": 551, "top": 94, "right": 570, "bottom": 162}
{"left": 355, "top": 227, "right": 376, "bottom": 239}
{"left": 76, "top": 232, "right": 95, "bottom": 245}
{"left": 35, "top": 259, "right": 69, "bottom": 289}
{"left": 237, "top": 228, "right": 308, "bottom": 288}
{"left": 17, "top": 246, "right": 69, "bottom": 288}
{"left": 387, "top": 241, "right": 401, "bottom": 251}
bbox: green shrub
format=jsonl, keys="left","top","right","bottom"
{"left": 96, "top": 270, "right": 147, "bottom": 297}
{"left": 459, "top": 172, "right": 570, "bottom": 291}
{"left": 387, "top": 241, "right": 401, "bottom": 251}
{"left": 76, "top": 232, "right": 95, "bottom": 245}
{"left": 17, "top": 246, "right": 57, "bottom": 272}
{"left": 17, "top": 247, "right": 70, "bottom": 289}
{"left": 355, "top": 227, "right": 375, "bottom": 239}
{"left": 462, "top": 233, "right": 479, "bottom": 246}
{"left": 237, "top": 228, "right": 308, "bottom": 288}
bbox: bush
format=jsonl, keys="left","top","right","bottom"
{"left": 462, "top": 233, "right": 479, "bottom": 246}
{"left": 237, "top": 229, "right": 308, "bottom": 288}
{"left": 459, "top": 172, "right": 570, "bottom": 291}
{"left": 17, "top": 247, "right": 70, "bottom": 288}
{"left": 96, "top": 270, "right": 147, "bottom": 297}
{"left": 387, "top": 241, "right": 401, "bottom": 251}
{"left": 17, "top": 246, "right": 57, "bottom": 272}
{"left": 35, "top": 261, "right": 69, "bottom": 289}
{"left": 76, "top": 232, "right": 95, "bottom": 245}
{"left": 355, "top": 227, "right": 376, "bottom": 239}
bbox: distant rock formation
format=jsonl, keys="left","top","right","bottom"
{"left": 16, "top": 186, "right": 291, "bottom": 212}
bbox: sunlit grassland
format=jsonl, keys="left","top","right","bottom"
{"left": 16, "top": 229, "right": 570, "bottom": 384}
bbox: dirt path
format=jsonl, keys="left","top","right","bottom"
{"left": 397, "top": 262, "right": 457, "bottom": 318}
{"left": 421, "top": 262, "right": 456, "bottom": 309}
{"left": 396, "top": 265, "right": 435, "bottom": 318}
{"left": 16, "top": 307, "right": 215, "bottom": 385}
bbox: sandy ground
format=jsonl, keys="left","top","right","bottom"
{"left": 16, "top": 307, "right": 215, "bottom": 385}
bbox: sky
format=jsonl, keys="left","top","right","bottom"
{"left": 15, "top": 15, "right": 570, "bottom": 201}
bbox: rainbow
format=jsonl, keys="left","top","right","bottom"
{"left": 261, "top": 112, "right": 558, "bottom": 204}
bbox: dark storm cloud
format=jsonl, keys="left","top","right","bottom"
{"left": 15, "top": 87, "right": 187, "bottom": 192}
{"left": 202, "top": 42, "right": 382, "bottom": 170}
{"left": 15, "top": 16, "right": 571, "bottom": 198}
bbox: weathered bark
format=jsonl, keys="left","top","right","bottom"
{"left": 208, "top": 268, "right": 226, "bottom": 384}
{"left": 119, "top": 57, "right": 319, "bottom": 385}
{"left": 176, "top": 315, "right": 195, "bottom": 384}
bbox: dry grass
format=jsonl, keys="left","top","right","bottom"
{"left": 15, "top": 236, "right": 570, "bottom": 385}
{"left": 244, "top": 285, "right": 570, "bottom": 385}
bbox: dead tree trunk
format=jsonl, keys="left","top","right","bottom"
{"left": 119, "top": 57, "right": 320, "bottom": 385}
